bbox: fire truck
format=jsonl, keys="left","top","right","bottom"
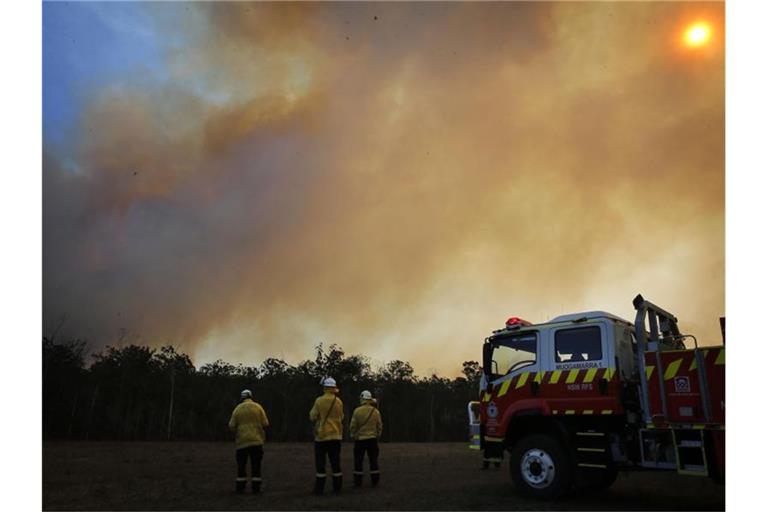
{"left": 467, "top": 294, "right": 725, "bottom": 498}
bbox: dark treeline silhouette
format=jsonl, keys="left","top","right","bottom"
{"left": 43, "top": 338, "right": 482, "bottom": 442}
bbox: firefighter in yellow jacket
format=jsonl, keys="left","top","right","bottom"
{"left": 309, "top": 377, "right": 344, "bottom": 495}
{"left": 350, "top": 390, "right": 383, "bottom": 487}
{"left": 228, "top": 389, "right": 269, "bottom": 493}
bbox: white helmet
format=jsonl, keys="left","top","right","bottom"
{"left": 321, "top": 376, "right": 337, "bottom": 388}
{"left": 240, "top": 389, "right": 252, "bottom": 399}
{"left": 360, "top": 390, "right": 372, "bottom": 400}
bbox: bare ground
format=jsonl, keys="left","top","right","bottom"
{"left": 43, "top": 442, "right": 724, "bottom": 511}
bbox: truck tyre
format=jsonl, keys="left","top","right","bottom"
{"left": 509, "top": 434, "right": 573, "bottom": 499}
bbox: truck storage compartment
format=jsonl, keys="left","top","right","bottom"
{"left": 644, "top": 347, "right": 724, "bottom": 425}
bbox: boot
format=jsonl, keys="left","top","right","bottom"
{"left": 251, "top": 478, "right": 261, "bottom": 494}
{"left": 235, "top": 479, "right": 246, "bottom": 494}
{"left": 353, "top": 473, "right": 363, "bottom": 487}
{"left": 332, "top": 474, "right": 343, "bottom": 494}
{"left": 313, "top": 476, "right": 326, "bottom": 495}
{"left": 371, "top": 471, "right": 380, "bottom": 487}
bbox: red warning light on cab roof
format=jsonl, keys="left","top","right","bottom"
{"left": 505, "top": 317, "right": 532, "bottom": 328}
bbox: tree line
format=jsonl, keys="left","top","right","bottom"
{"left": 43, "top": 338, "right": 482, "bottom": 442}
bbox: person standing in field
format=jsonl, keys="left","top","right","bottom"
{"left": 350, "top": 390, "right": 383, "bottom": 487}
{"left": 228, "top": 389, "right": 269, "bottom": 494}
{"left": 309, "top": 377, "right": 344, "bottom": 495}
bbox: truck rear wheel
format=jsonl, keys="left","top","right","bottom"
{"left": 509, "top": 434, "right": 572, "bottom": 499}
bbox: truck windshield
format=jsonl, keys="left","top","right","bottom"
{"left": 489, "top": 333, "right": 537, "bottom": 381}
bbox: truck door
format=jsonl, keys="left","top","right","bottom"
{"left": 483, "top": 331, "right": 540, "bottom": 436}
{"left": 545, "top": 322, "right": 619, "bottom": 415}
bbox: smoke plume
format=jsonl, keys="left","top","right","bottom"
{"left": 43, "top": 2, "right": 724, "bottom": 375}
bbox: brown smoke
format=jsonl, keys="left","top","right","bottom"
{"left": 43, "top": 2, "right": 724, "bottom": 375}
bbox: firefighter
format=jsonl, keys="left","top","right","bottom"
{"left": 350, "top": 390, "right": 383, "bottom": 487}
{"left": 480, "top": 422, "right": 503, "bottom": 469}
{"left": 482, "top": 443, "right": 503, "bottom": 469}
{"left": 228, "top": 389, "right": 270, "bottom": 493}
{"left": 309, "top": 377, "right": 345, "bottom": 495}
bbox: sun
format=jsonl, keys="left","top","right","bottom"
{"left": 684, "top": 22, "right": 712, "bottom": 47}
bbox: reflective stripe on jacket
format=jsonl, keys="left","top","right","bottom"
{"left": 228, "top": 398, "right": 269, "bottom": 449}
{"left": 350, "top": 401, "right": 382, "bottom": 440}
{"left": 309, "top": 391, "right": 344, "bottom": 441}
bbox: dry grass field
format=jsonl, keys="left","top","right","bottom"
{"left": 43, "top": 442, "right": 724, "bottom": 511}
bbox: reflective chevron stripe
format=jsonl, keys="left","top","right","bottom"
{"left": 664, "top": 358, "right": 683, "bottom": 380}
{"left": 646, "top": 365, "right": 655, "bottom": 380}
{"left": 566, "top": 369, "right": 580, "bottom": 384}
{"left": 583, "top": 368, "right": 598, "bottom": 383}
{"left": 602, "top": 367, "right": 615, "bottom": 382}
{"left": 549, "top": 370, "right": 562, "bottom": 384}
{"left": 516, "top": 372, "right": 529, "bottom": 389}
{"left": 497, "top": 379, "right": 512, "bottom": 397}
{"left": 534, "top": 371, "right": 545, "bottom": 383}
{"left": 715, "top": 348, "right": 725, "bottom": 365}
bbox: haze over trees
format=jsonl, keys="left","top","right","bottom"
{"left": 43, "top": 338, "right": 481, "bottom": 442}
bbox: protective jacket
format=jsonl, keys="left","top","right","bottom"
{"left": 309, "top": 390, "right": 344, "bottom": 441}
{"left": 350, "top": 400, "right": 382, "bottom": 440}
{"left": 228, "top": 398, "right": 269, "bottom": 449}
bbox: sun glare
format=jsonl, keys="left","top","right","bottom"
{"left": 684, "top": 22, "right": 712, "bottom": 47}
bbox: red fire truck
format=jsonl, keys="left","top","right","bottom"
{"left": 467, "top": 294, "right": 725, "bottom": 498}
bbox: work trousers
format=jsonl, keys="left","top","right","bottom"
{"left": 235, "top": 445, "right": 263, "bottom": 493}
{"left": 353, "top": 438, "right": 380, "bottom": 487}
{"left": 482, "top": 442, "right": 503, "bottom": 469}
{"left": 314, "top": 440, "right": 342, "bottom": 494}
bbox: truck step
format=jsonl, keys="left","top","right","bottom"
{"left": 679, "top": 464, "right": 708, "bottom": 475}
{"left": 577, "top": 463, "right": 607, "bottom": 469}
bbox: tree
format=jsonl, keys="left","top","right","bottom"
{"left": 381, "top": 360, "right": 415, "bottom": 382}
{"left": 154, "top": 345, "right": 194, "bottom": 440}
{"left": 462, "top": 360, "right": 481, "bottom": 385}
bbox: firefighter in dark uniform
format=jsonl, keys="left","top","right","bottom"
{"left": 350, "top": 390, "right": 383, "bottom": 487}
{"left": 482, "top": 440, "right": 504, "bottom": 469}
{"left": 309, "top": 377, "right": 345, "bottom": 495}
{"left": 228, "top": 389, "right": 270, "bottom": 493}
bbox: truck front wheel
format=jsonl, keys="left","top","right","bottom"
{"left": 509, "top": 434, "right": 572, "bottom": 499}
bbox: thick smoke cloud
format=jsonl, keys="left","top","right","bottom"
{"left": 43, "top": 2, "right": 724, "bottom": 375}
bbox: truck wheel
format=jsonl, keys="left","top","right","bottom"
{"left": 510, "top": 434, "right": 572, "bottom": 499}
